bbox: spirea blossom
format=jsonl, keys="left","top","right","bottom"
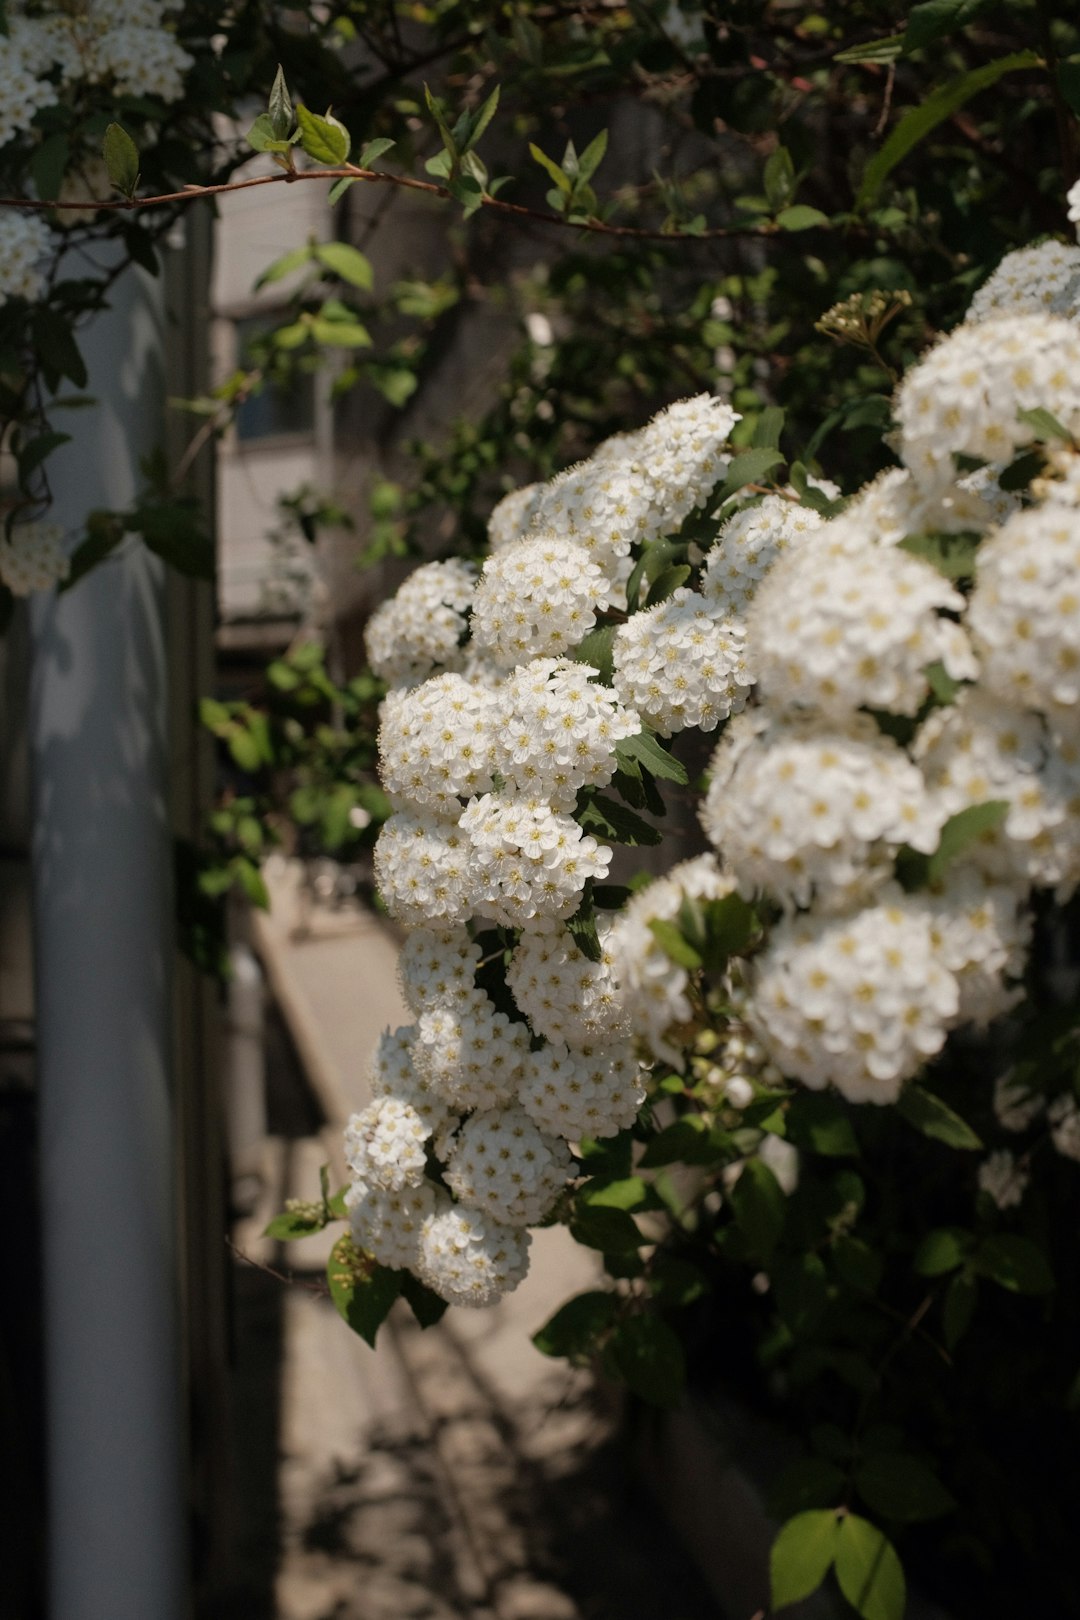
{"left": 444, "top": 1104, "right": 572, "bottom": 1227}
{"left": 702, "top": 493, "right": 824, "bottom": 617}
{"left": 747, "top": 889, "right": 960, "bottom": 1103}
{"left": 1048, "top": 1094, "right": 1080, "bottom": 1162}
{"left": 634, "top": 394, "right": 738, "bottom": 531}
{"left": 748, "top": 536, "right": 976, "bottom": 718}
{"left": 364, "top": 558, "right": 477, "bottom": 688}
{"left": 0, "top": 522, "right": 68, "bottom": 594}
{"left": 470, "top": 532, "right": 611, "bottom": 669}
{"left": 993, "top": 1071, "right": 1044, "bottom": 1132}
{"left": 968, "top": 241, "right": 1080, "bottom": 323}
{"left": 977, "top": 1150, "right": 1029, "bottom": 1210}
{"left": 702, "top": 711, "right": 942, "bottom": 909}
{"left": 460, "top": 793, "right": 611, "bottom": 925}
{"left": 413, "top": 989, "right": 529, "bottom": 1111}
{"left": 396, "top": 927, "right": 481, "bottom": 1015}
{"left": 488, "top": 483, "right": 543, "bottom": 550}
{"left": 378, "top": 674, "right": 499, "bottom": 815}
{"left": 346, "top": 1179, "right": 439, "bottom": 1270}
{"left": 612, "top": 588, "right": 752, "bottom": 736}
{"left": 968, "top": 504, "right": 1080, "bottom": 736}
{"left": 344, "top": 1096, "right": 429, "bottom": 1191}
{"left": 373, "top": 809, "right": 472, "bottom": 927}
{"left": 518, "top": 1037, "right": 646, "bottom": 1140}
{"left": 911, "top": 870, "right": 1031, "bottom": 1028}
{"left": 0, "top": 214, "right": 57, "bottom": 307}
{"left": 491, "top": 656, "right": 640, "bottom": 809}
{"left": 507, "top": 919, "right": 628, "bottom": 1046}
{"left": 895, "top": 313, "right": 1080, "bottom": 492}
{"left": 417, "top": 1202, "right": 531, "bottom": 1307}
{"left": 608, "top": 855, "right": 738, "bottom": 1066}
{"left": 368, "top": 1023, "right": 454, "bottom": 1137}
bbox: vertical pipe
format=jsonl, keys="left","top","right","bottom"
{"left": 29, "top": 252, "right": 185, "bottom": 1620}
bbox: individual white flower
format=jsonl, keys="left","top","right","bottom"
{"left": 364, "top": 558, "right": 477, "bottom": 688}
{"left": 460, "top": 793, "right": 611, "bottom": 926}
{"left": 378, "top": 674, "right": 500, "bottom": 816}
{"left": 488, "top": 482, "right": 543, "bottom": 550}
{"left": 0, "top": 214, "right": 56, "bottom": 307}
{"left": 993, "top": 1070, "right": 1044, "bottom": 1132}
{"left": 444, "top": 1104, "right": 573, "bottom": 1227}
{"left": 702, "top": 710, "right": 942, "bottom": 909}
{"left": 345, "top": 1178, "right": 439, "bottom": 1270}
{"left": 1068, "top": 178, "right": 1080, "bottom": 235}
{"left": 1048, "top": 1094, "right": 1080, "bottom": 1162}
{"left": 368, "top": 1023, "right": 455, "bottom": 1137}
{"left": 913, "top": 688, "right": 1080, "bottom": 896}
{"left": 895, "top": 313, "right": 1080, "bottom": 493}
{"left": 702, "top": 493, "right": 824, "bottom": 617}
{"left": 373, "top": 809, "right": 473, "bottom": 927}
{"left": 396, "top": 927, "right": 481, "bottom": 1016}
{"left": 608, "top": 855, "right": 739, "bottom": 1067}
{"left": 968, "top": 504, "right": 1080, "bottom": 737}
{"left": 747, "top": 888, "right": 960, "bottom": 1104}
{"left": 911, "top": 869, "right": 1031, "bottom": 1029}
{"left": 748, "top": 534, "right": 976, "bottom": 718}
{"left": 412, "top": 988, "right": 529, "bottom": 1111}
{"left": 612, "top": 588, "right": 752, "bottom": 736}
{"left": 470, "top": 532, "right": 611, "bottom": 669}
{"left": 491, "top": 656, "right": 640, "bottom": 809}
{"left": 0, "top": 521, "right": 68, "bottom": 594}
{"left": 344, "top": 1096, "right": 430, "bottom": 1191}
{"left": 417, "top": 1201, "right": 531, "bottom": 1307}
{"left": 507, "top": 918, "right": 628, "bottom": 1045}
{"left": 519, "top": 1037, "right": 646, "bottom": 1139}
{"left": 968, "top": 241, "right": 1080, "bottom": 323}
{"left": 977, "top": 1150, "right": 1029, "bottom": 1210}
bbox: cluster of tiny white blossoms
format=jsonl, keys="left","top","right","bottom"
{"left": 0, "top": 521, "right": 69, "bottom": 594}
{"left": 351, "top": 225, "right": 1080, "bottom": 1306}
{"left": 0, "top": 213, "right": 57, "bottom": 308}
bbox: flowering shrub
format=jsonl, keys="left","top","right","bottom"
{"left": 278, "top": 206, "right": 1080, "bottom": 1620}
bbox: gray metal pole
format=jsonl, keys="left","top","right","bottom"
{"left": 29, "top": 251, "right": 185, "bottom": 1620}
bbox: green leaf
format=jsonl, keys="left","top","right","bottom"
{"left": 770, "top": 1511, "right": 840, "bottom": 1611}
{"left": 769, "top": 1459, "right": 846, "bottom": 1520}
{"left": 897, "top": 1086, "right": 982, "bottom": 1150}
{"left": 135, "top": 501, "right": 213, "bottom": 580}
{"left": 610, "top": 1315, "right": 685, "bottom": 1407}
{"left": 358, "top": 136, "right": 396, "bottom": 167}
{"left": 648, "top": 1255, "right": 709, "bottom": 1306}
{"left": 715, "top": 447, "right": 785, "bottom": 501}
{"left": 263, "top": 1207, "right": 326, "bottom": 1240}
{"left": 314, "top": 241, "right": 374, "bottom": 289}
{"left": 752, "top": 405, "right": 785, "bottom": 450}
{"left": 927, "top": 800, "right": 1009, "bottom": 883}
{"left": 60, "top": 511, "right": 126, "bottom": 592}
{"left": 580, "top": 1176, "right": 649, "bottom": 1211}
{"left": 647, "top": 917, "right": 702, "bottom": 971}
{"left": 902, "top": 0, "right": 992, "bottom": 54}
{"left": 466, "top": 84, "right": 500, "bottom": 150}
{"left": 833, "top": 1236, "right": 883, "bottom": 1295}
{"left": 1017, "top": 405, "right": 1072, "bottom": 443}
{"left": 399, "top": 1272, "right": 448, "bottom": 1328}
{"left": 834, "top": 1515, "right": 905, "bottom": 1620}
{"left": 785, "top": 1092, "right": 859, "bottom": 1157}
{"left": 569, "top": 623, "right": 616, "bottom": 683}
{"left": 569, "top": 1205, "right": 642, "bottom": 1253}
{"left": 616, "top": 731, "right": 688, "bottom": 785}
{"left": 425, "top": 83, "right": 459, "bottom": 160}
{"left": 576, "top": 128, "right": 608, "bottom": 183}
{"left": 730, "top": 1158, "right": 786, "bottom": 1262}
{"left": 102, "top": 121, "right": 139, "bottom": 197}
{"left": 942, "top": 1270, "right": 977, "bottom": 1349}
{"left": 566, "top": 890, "right": 602, "bottom": 962}
{"left": 31, "top": 131, "right": 69, "bottom": 202}
{"left": 974, "top": 1234, "right": 1054, "bottom": 1296}
{"left": 253, "top": 244, "right": 313, "bottom": 289}
{"left": 327, "top": 176, "right": 357, "bottom": 205}
{"left": 763, "top": 145, "right": 795, "bottom": 210}
{"left": 834, "top": 35, "right": 905, "bottom": 65}
{"left": 533, "top": 1290, "right": 618, "bottom": 1356}
{"left": 576, "top": 791, "right": 661, "bottom": 847}
{"left": 644, "top": 563, "right": 691, "bottom": 605}
{"left": 777, "top": 205, "right": 830, "bottom": 231}
{"left": 913, "top": 1226, "right": 972, "bottom": 1276}
{"left": 899, "top": 529, "right": 980, "bottom": 580}
{"left": 773, "top": 1252, "right": 829, "bottom": 1337}
{"left": 326, "top": 1235, "right": 400, "bottom": 1348}
{"left": 856, "top": 51, "right": 1040, "bottom": 210}
{"left": 268, "top": 63, "right": 293, "bottom": 140}
{"left": 529, "top": 141, "right": 572, "bottom": 192}
{"left": 855, "top": 1453, "right": 956, "bottom": 1522}
{"left": 701, "top": 893, "right": 755, "bottom": 969}
{"left": 245, "top": 112, "right": 293, "bottom": 155}
{"left": 296, "top": 104, "right": 350, "bottom": 165}
{"left": 310, "top": 317, "right": 371, "bottom": 348}
{"left": 638, "top": 1116, "right": 722, "bottom": 1168}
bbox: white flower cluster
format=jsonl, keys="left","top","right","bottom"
{"left": 471, "top": 533, "right": 612, "bottom": 669}
{"left": 0, "top": 521, "right": 69, "bottom": 594}
{"left": 365, "top": 558, "right": 477, "bottom": 688}
{"left": 968, "top": 242, "right": 1080, "bottom": 324}
{"left": 612, "top": 588, "right": 753, "bottom": 736}
{"left": 493, "top": 657, "right": 640, "bottom": 807}
{"left": 0, "top": 214, "right": 57, "bottom": 308}
{"left": 702, "top": 493, "right": 824, "bottom": 617}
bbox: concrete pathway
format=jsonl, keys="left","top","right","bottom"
{"left": 221, "top": 859, "right": 723, "bottom": 1620}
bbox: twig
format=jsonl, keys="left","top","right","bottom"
{"left": 226, "top": 1234, "right": 329, "bottom": 1296}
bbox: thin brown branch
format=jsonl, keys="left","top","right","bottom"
{"left": 226, "top": 1234, "right": 329, "bottom": 1296}
{"left": 0, "top": 163, "right": 787, "bottom": 243}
